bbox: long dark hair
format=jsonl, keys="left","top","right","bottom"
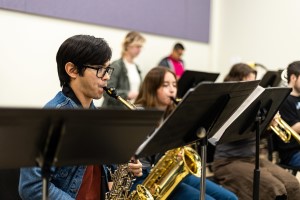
{"left": 224, "top": 63, "right": 257, "bottom": 82}
{"left": 135, "top": 67, "right": 177, "bottom": 117}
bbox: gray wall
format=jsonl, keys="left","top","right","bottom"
{"left": 0, "top": 0, "right": 210, "bottom": 43}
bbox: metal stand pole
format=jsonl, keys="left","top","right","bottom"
{"left": 42, "top": 175, "right": 49, "bottom": 200}
{"left": 253, "top": 116, "right": 261, "bottom": 200}
{"left": 200, "top": 138, "right": 207, "bottom": 200}
{"left": 197, "top": 127, "right": 208, "bottom": 200}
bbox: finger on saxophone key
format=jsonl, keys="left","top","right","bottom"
{"left": 128, "top": 158, "right": 143, "bottom": 177}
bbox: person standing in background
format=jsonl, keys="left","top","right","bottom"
{"left": 158, "top": 43, "right": 185, "bottom": 79}
{"left": 102, "top": 31, "right": 145, "bottom": 108}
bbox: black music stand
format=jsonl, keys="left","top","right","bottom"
{"left": 135, "top": 80, "right": 260, "bottom": 200}
{"left": 259, "top": 70, "right": 283, "bottom": 87}
{"left": 0, "top": 108, "right": 163, "bottom": 200}
{"left": 177, "top": 70, "right": 219, "bottom": 98}
{"left": 209, "top": 87, "right": 291, "bottom": 200}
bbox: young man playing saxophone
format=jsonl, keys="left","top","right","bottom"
{"left": 18, "top": 35, "right": 143, "bottom": 200}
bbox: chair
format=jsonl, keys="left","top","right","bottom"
{"left": 267, "top": 134, "right": 300, "bottom": 176}
{"left": 0, "top": 169, "right": 22, "bottom": 200}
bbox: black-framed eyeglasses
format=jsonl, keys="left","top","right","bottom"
{"left": 83, "top": 65, "right": 114, "bottom": 78}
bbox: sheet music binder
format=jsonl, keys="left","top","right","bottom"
{"left": 177, "top": 70, "right": 220, "bottom": 98}
{"left": 54, "top": 109, "right": 163, "bottom": 166}
{"left": 209, "top": 87, "right": 292, "bottom": 145}
{"left": 259, "top": 70, "right": 283, "bottom": 87}
{"left": 208, "top": 86, "right": 291, "bottom": 200}
{"left": 135, "top": 80, "right": 260, "bottom": 158}
{"left": 0, "top": 108, "right": 163, "bottom": 169}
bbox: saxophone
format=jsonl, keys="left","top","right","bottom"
{"left": 130, "top": 96, "right": 201, "bottom": 200}
{"left": 130, "top": 146, "right": 201, "bottom": 200}
{"left": 105, "top": 164, "right": 134, "bottom": 200}
{"left": 104, "top": 87, "right": 153, "bottom": 200}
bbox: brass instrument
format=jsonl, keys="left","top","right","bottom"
{"left": 131, "top": 147, "right": 201, "bottom": 200}
{"left": 104, "top": 89, "right": 201, "bottom": 199}
{"left": 170, "top": 96, "right": 182, "bottom": 105}
{"left": 105, "top": 164, "right": 136, "bottom": 200}
{"left": 268, "top": 69, "right": 300, "bottom": 143}
{"left": 269, "top": 116, "right": 300, "bottom": 143}
{"left": 280, "top": 68, "right": 288, "bottom": 87}
{"left": 104, "top": 87, "right": 137, "bottom": 110}
{"left": 104, "top": 87, "right": 153, "bottom": 200}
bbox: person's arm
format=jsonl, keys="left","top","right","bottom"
{"left": 158, "top": 57, "right": 169, "bottom": 68}
{"left": 108, "top": 60, "right": 129, "bottom": 99}
{"left": 291, "top": 122, "right": 300, "bottom": 134}
{"left": 19, "top": 167, "right": 74, "bottom": 200}
{"left": 279, "top": 97, "right": 300, "bottom": 133}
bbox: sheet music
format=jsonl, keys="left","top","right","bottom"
{"left": 208, "top": 86, "right": 265, "bottom": 145}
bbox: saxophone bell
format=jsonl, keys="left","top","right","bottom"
{"left": 132, "top": 147, "right": 201, "bottom": 200}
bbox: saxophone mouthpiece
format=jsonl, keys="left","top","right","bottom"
{"left": 103, "top": 86, "right": 137, "bottom": 110}
{"left": 103, "top": 87, "right": 118, "bottom": 99}
{"left": 170, "top": 96, "right": 182, "bottom": 105}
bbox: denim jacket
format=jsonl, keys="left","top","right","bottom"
{"left": 19, "top": 91, "right": 110, "bottom": 200}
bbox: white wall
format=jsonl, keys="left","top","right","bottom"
{"left": 0, "top": 9, "right": 210, "bottom": 107}
{"left": 8, "top": 0, "right": 299, "bottom": 107}
{"left": 211, "top": 0, "right": 300, "bottom": 81}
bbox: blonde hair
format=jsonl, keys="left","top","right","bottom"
{"left": 121, "top": 31, "right": 145, "bottom": 57}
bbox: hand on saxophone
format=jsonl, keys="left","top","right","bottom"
{"left": 127, "top": 90, "right": 138, "bottom": 101}
{"left": 176, "top": 148, "right": 184, "bottom": 161}
{"left": 128, "top": 157, "right": 143, "bottom": 177}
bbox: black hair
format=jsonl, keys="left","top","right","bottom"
{"left": 287, "top": 61, "right": 300, "bottom": 83}
{"left": 56, "top": 35, "right": 112, "bottom": 87}
{"left": 173, "top": 43, "right": 185, "bottom": 51}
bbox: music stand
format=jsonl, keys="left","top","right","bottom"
{"left": 177, "top": 70, "right": 220, "bottom": 98}
{"left": 209, "top": 87, "right": 291, "bottom": 200}
{"left": 135, "top": 80, "right": 260, "bottom": 200}
{"left": 0, "top": 108, "right": 163, "bottom": 200}
{"left": 259, "top": 70, "right": 283, "bottom": 87}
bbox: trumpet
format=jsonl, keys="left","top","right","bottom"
{"left": 269, "top": 116, "right": 300, "bottom": 143}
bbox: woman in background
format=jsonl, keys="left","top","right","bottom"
{"left": 132, "top": 66, "right": 238, "bottom": 200}
{"left": 102, "top": 31, "right": 145, "bottom": 108}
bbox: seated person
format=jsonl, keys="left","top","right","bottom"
{"left": 212, "top": 63, "right": 300, "bottom": 200}
{"left": 275, "top": 61, "right": 300, "bottom": 167}
{"left": 131, "top": 67, "right": 238, "bottom": 200}
{"left": 18, "top": 35, "right": 143, "bottom": 200}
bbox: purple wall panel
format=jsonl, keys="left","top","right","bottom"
{"left": 0, "top": 0, "right": 210, "bottom": 43}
